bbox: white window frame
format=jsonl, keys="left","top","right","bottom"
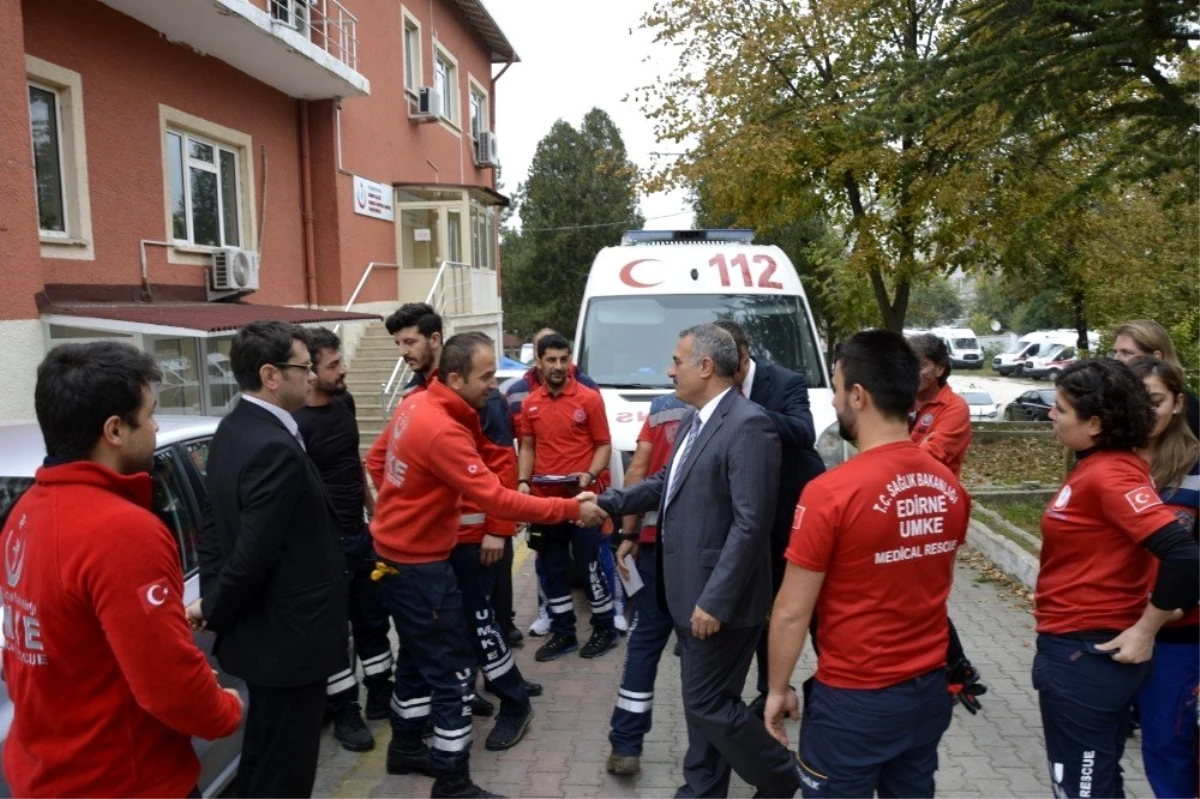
{"left": 468, "top": 76, "right": 489, "bottom": 146}
{"left": 401, "top": 7, "right": 421, "bottom": 97}
{"left": 433, "top": 43, "right": 459, "bottom": 129}
{"left": 166, "top": 130, "right": 244, "bottom": 248}
{"left": 26, "top": 56, "right": 93, "bottom": 260}
{"left": 158, "top": 105, "right": 256, "bottom": 266}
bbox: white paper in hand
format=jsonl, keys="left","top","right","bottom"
{"left": 619, "top": 553, "right": 644, "bottom": 597}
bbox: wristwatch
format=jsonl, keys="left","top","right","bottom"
{"left": 586, "top": 471, "right": 598, "bottom": 482}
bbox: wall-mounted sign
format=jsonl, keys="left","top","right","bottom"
{"left": 352, "top": 175, "right": 394, "bottom": 221}
{"left": 413, "top": 228, "right": 432, "bottom": 242}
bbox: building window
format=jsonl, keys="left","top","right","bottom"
{"left": 166, "top": 130, "right": 243, "bottom": 247}
{"left": 470, "top": 203, "right": 495, "bottom": 271}
{"left": 28, "top": 85, "right": 66, "bottom": 235}
{"left": 402, "top": 13, "right": 420, "bottom": 93}
{"left": 469, "top": 86, "right": 488, "bottom": 145}
{"left": 434, "top": 47, "right": 457, "bottom": 123}
{"left": 25, "top": 56, "right": 93, "bottom": 258}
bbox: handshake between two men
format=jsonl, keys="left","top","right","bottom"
{"left": 573, "top": 492, "right": 609, "bottom": 528}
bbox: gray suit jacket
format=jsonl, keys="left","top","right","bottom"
{"left": 598, "top": 389, "right": 781, "bottom": 629}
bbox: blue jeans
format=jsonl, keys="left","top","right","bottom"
{"left": 798, "top": 670, "right": 953, "bottom": 798}
{"left": 1033, "top": 632, "right": 1151, "bottom": 798}
{"left": 609, "top": 545, "right": 674, "bottom": 756}
{"left": 1138, "top": 639, "right": 1199, "bottom": 799}
{"left": 539, "top": 523, "right": 614, "bottom": 637}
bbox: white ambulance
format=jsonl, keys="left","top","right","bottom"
{"left": 572, "top": 229, "right": 849, "bottom": 488}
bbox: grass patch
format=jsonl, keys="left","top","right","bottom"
{"left": 962, "top": 437, "right": 1067, "bottom": 488}
{"left": 991, "top": 499, "right": 1047, "bottom": 540}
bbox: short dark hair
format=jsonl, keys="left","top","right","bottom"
{"left": 907, "top": 333, "right": 952, "bottom": 386}
{"left": 682, "top": 324, "right": 739, "bottom": 378}
{"left": 712, "top": 319, "right": 750, "bottom": 354}
{"left": 1056, "top": 359, "right": 1154, "bottom": 450}
{"left": 834, "top": 330, "right": 920, "bottom": 420}
{"left": 537, "top": 333, "right": 571, "bottom": 359}
{"left": 439, "top": 332, "right": 494, "bottom": 382}
{"left": 308, "top": 327, "right": 341, "bottom": 366}
{"left": 231, "top": 320, "right": 311, "bottom": 391}
{"left": 35, "top": 342, "right": 162, "bottom": 460}
{"left": 385, "top": 302, "right": 442, "bottom": 337}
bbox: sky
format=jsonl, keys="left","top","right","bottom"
{"left": 483, "top": 1, "right": 695, "bottom": 231}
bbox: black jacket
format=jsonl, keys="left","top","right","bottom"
{"left": 748, "top": 361, "right": 826, "bottom": 554}
{"left": 199, "top": 399, "right": 347, "bottom": 687}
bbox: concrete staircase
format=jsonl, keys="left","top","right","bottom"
{"left": 346, "top": 321, "right": 401, "bottom": 454}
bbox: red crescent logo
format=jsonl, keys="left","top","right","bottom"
{"left": 619, "top": 259, "right": 662, "bottom": 288}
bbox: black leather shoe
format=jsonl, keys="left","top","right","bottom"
{"left": 580, "top": 627, "right": 620, "bottom": 659}
{"left": 365, "top": 681, "right": 392, "bottom": 720}
{"left": 523, "top": 680, "right": 544, "bottom": 698}
{"left": 386, "top": 735, "right": 434, "bottom": 776}
{"left": 485, "top": 706, "right": 534, "bottom": 751}
{"left": 332, "top": 703, "right": 375, "bottom": 752}
{"left": 535, "top": 633, "right": 579, "bottom": 662}
{"left": 431, "top": 773, "right": 504, "bottom": 798}
{"left": 470, "top": 693, "right": 495, "bottom": 717}
{"left": 505, "top": 627, "right": 524, "bottom": 647}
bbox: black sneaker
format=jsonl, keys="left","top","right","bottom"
{"left": 534, "top": 633, "right": 579, "bottom": 662}
{"left": 386, "top": 735, "right": 436, "bottom": 776}
{"left": 470, "top": 693, "right": 495, "bottom": 717}
{"left": 505, "top": 627, "right": 524, "bottom": 647}
{"left": 332, "top": 703, "right": 375, "bottom": 752}
{"left": 431, "top": 773, "right": 505, "bottom": 798}
{"left": 365, "top": 681, "right": 393, "bottom": 720}
{"left": 580, "top": 627, "right": 620, "bottom": 659}
{"left": 485, "top": 706, "right": 534, "bottom": 751}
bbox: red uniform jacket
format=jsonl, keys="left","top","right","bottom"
{"left": 1, "top": 462, "right": 241, "bottom": 798}
{"left": 367, "top": 380, "right": 581, "bottom": 563}
{"left": 910, "top": 382, "right": 973, "bottom": 478}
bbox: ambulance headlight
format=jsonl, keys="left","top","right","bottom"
{"left": 815, "top": 422, "right": 855, "bottom": 469}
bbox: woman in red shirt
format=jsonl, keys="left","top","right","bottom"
{"left": 1034, "top": 358, "right": 1198, "bottom": 799}
{"left": 1127, "top": 356, "right": 1200, "bottom": 799}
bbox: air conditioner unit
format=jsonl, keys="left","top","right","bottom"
{"left": 209, "top": 247, "right": 260, "bottom": 293}
{"left": 414, "top": 86, "right": 441, "bottom": 118}
{"left": 271, "top": 0, "right": 312, "bottom": 30}
{"left": 475, "top": 131, "right": 499, "bottom": 167}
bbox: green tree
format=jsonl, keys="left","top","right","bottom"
{"left": 502, "top": 110, "right": 644, "bottom": 338}
{"left": 905, "top": 280, "right": 965, "bottom": 329}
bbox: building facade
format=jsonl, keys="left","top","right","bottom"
{"left": 0, "top": 0, "right": 515, "bottom": 420}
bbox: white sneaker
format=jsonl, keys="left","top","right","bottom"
{"left": 613, "top": 612, "right": 629, "bottom": 634}
{"left": 529, "top": 604, "right": 551, "bottom": 637}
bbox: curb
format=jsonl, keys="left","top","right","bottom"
{"left": 966, "top": 509, "right": 1041, "bottom": 591}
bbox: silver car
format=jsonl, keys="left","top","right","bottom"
{"left": 0, "top": 417, "right": 246, "bottom": 797}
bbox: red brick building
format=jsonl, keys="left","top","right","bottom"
{"left": 0, "top": 0, "right": 515, "bottom": 419}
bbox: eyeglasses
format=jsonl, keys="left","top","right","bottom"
{"left": 274, "top": 362, "right": 313, "bottom": 373}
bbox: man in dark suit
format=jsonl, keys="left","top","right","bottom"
{"left": 192, "top": 320, "right": 347, "bottom": 798}
{"left": 597, "top": 324, "right": 802, "bottom": 798}
{"left": 713, "top": 320, "right": 825, "bottom": 715}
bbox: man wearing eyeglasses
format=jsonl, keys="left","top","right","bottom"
{"left": 192, "top": 320, "right": 348, "bottom": 798}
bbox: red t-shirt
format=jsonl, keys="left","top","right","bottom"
{"left": 634, "top": 396, "right": 688, "bottom": 543}
{"left": 520, "top": 378, "right": 610, "bottom": 497}
{"left": 909, "top": 382, "right": 973, "bottom": 478}
{"left": 1035, "top": 450, "right": 1181, "bottom": 635}
{"left": 786, "top": 440, "right": 970, "bottom": 689}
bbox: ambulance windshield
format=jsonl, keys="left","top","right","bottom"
{"left": 578, "top": 294, "right": 827, "bottom": 390}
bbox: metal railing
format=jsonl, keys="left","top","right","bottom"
{"left": 269, "top": 0, "right": 360, "bottom": 72}
{"left": 380, "top": 261, "right": 474, "bottom": 412}
{"left": 332, "top": 262, "right": 399, "bottom": 335}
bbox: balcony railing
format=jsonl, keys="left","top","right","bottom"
{"left": 269, "top": 0, "right": 359, "bottom": 72}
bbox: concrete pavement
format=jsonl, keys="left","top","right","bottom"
{"left": 311, "top": 542, "right": 1152, "bottom": 798}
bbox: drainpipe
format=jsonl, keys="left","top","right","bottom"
{"left": 299, "top": 100, "right": 318, "bottom": 307}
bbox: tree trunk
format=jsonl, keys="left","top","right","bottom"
{"left": 1072, "top": 287, "right": 1090, "bottom": 356}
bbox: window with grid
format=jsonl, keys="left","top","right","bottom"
{"left": 28, "top": 84, "right": 66, "bottom": 235}
{"left": 166, "top": 130, "right": 243, "bottom": 247}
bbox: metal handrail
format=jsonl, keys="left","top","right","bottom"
{"left": 332, "top": 262, "right": 400, "bottom": 335}
{"left": 270, "top": 0, "right": 359, "bottom": 72}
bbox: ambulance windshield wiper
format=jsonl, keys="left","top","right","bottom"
{"left": 606, "top": 382, "right": 666, "bottom": 390}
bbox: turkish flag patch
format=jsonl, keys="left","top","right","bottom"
{"left": 138, "top": 579, "right": 172, "bottom": 614}
{"left": 791, "top": 505, "right": 806, "bottom": 531}
{"left": 1125, "top": 487, "right": 1162, "bottom": 514}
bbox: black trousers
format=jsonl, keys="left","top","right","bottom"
{"left": 327, "top": 531, "right": 393, "bottom": 710}
{"left": 486, "top": 536, "right": 516, "bottom": 635}
{"left": 237, "top": 681, "right": 326, "bottom": 798}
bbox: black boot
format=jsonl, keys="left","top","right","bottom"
{"left": 365, "top": 680, "right": 393, "bottom": 720}
{"left": 332, "top": 703, "right": 375, "bottom": 752}
{"left": 431, "top": 771, "right": 504, "bottom": 798}
{"left": 387, "top": 735, "right": 436, "bottom": 776}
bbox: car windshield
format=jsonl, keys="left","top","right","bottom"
{"left": 1037, "top": 390, "right": 1057, "bottom": 405}
{"left": 953, "top": 338, "right": 978, "bottom": 349}
{"left": 962, "top": 391, "right": 992, "bottom": 404}
{"left": 579, "top": 294, "right": 826, "bottom": 389}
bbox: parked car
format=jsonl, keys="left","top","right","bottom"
{"left": 962, "top": 390, "right": 999, "bottom": 420}
{"left": 1027, "top": 347, "right": 1077, "bottom": 381}
{"left": 1004, "top": 389, "right": 1057, "bottom": 421}
{"left": 0, "top": 418, "right": 244, "bottom": 798}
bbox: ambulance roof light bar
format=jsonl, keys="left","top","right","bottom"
{"left": 621, "top": 229, "right": 756, "bottom": 246}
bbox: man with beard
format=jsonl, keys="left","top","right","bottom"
{"left": 1, "top": 342, "right": 243, "bottom": 798}
{"left": 518, "top": 333, "right": 619, "bottom": 662}
{"left": 764, "top": 330, "right": 970, "bottom": 798}
{"left": 293, "top": 328, "right": 393, "bottom": 752}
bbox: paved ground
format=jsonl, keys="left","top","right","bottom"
{"left": 312, "top": 542, "right": 1151, "bottom": 798}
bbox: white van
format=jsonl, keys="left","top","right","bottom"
{"left": 993, "top": 329, "right": 1100, "bottom": 375}
{"left": 930, "top": 327, "right": 984, "bottom": 369}
{"left": 572, "top": 229, "right": 847, "bottom": 488}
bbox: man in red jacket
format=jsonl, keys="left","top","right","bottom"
{"left": 1, "top": 342, "right": 242, "bottom": 798}
{"left": 367, "top": 332, "right": 605, "bottom": 798}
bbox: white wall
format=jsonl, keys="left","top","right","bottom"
{"left": 0, "top": 320, "right": 45, "bottom": 422}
